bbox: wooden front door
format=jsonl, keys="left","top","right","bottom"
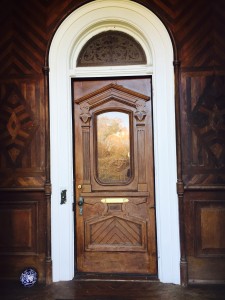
{"left": 73, "top": 77, "right": 157, "bottom": 275}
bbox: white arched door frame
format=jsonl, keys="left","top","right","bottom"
{"left": 49, "top": 0, "right": 180, "bottom": 284}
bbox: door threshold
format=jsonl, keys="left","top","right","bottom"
{"left": 74, "top": 273, "right": 158, "bottom": 282}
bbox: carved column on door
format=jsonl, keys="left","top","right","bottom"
{"left": 135, "top": 99, "right": 147, "bottom": 191}
{"left": 80, "top": 102, "right": 92, "bottom": 192}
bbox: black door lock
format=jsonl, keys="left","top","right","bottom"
{"left": 60, "top": 189, "right": 67, "bottom": 204}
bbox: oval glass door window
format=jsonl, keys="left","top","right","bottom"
{"left": 96, "top": 111, "right": 131, "bottom": 184}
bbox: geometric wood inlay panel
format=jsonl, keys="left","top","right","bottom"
{"left": 182, "top": 75, "right": 225, "bottom": 186}
{"left": 190, "top": 76, "right": 225, "bottom": 169}
{"left": 0, "top": 83, "right": 38, "bottom": 165}
{"left": 86, "top": 216, "right": 145, "bottom": 252}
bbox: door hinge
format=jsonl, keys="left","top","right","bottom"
{"left": 72, "top": 202, "right": 75, "bottom": 211}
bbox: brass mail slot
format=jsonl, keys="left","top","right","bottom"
{"left": 101, "top": 198, "right": 129, "bottom": 204}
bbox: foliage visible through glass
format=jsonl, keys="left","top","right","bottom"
{"left": 97, "top": 111, "right": 131, "bottom": 184}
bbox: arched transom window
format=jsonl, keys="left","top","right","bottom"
{"left": 77, "top": 30, "right": 147, "bottom": 67}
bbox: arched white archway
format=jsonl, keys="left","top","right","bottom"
{"left": 49, "top": 0, "right": 180, "bottom": 284}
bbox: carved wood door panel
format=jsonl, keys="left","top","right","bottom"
{"left": 73, "top": 77, "right": 157, "bottom": 275}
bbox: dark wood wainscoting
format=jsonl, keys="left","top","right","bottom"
{"left": 180, "top": 72, "right": 225, "bottom": 284}
{"left": 184, "top": 190, "right": 225, "bottom": 284}
{"left": 0, "top": 191, "right": 46, "bottom": 282}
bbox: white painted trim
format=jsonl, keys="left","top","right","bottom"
{"left": 49, "top": 0, "right": 180, "bottom": 284}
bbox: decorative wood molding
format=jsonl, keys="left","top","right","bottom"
{"left": 184, "top": 185, "right": 225, "bottom": 190}
{"left": 80, "top": 103, "right": 91, "bottom": 123}
{"left": 174, "top": 59, "right": 188, "bottom": 287}
{"left": 44, "top": 182, "right": 52, "bottom": 195}
{"left": 0, "top": 187, "right": 45, "bottom": 192}
{"left": 75, "top": 83, "right": 150, "bottom": 108}
{"left": 134, "top": 100, "right": 147, "bottom": 121}
{"left": 137, "top": 125, "right": 146, "bottom": 185}
{"left": 43, "top": 62, "right": 52, "bottom": 285}
{"left": 0, "top": 175, "right": 45, "bottom": 189}
{"left": 45, "top": 182, "right": 52, "bottom": 285}
{"left": 82, "top": 126, "right": 91, "bottom": 184}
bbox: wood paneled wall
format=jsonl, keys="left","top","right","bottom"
{"left": 0, "top": 191, "right": 46, "bottom": 281}
{"left": 0, "top": 0, "right": 224, "bottom": 284}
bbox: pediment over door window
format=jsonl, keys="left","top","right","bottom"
{"left": 77, "top": 31, "right": 147, "bottom": 67}
{"left": 74, "top": 83, "right": 150, "bottom": 123}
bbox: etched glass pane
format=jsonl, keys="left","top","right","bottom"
{"left": 97, "top": 112, "right": 131, "bottom": 184}
{"left": 77, "top": 31, "right": 147, "bottom": 67}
